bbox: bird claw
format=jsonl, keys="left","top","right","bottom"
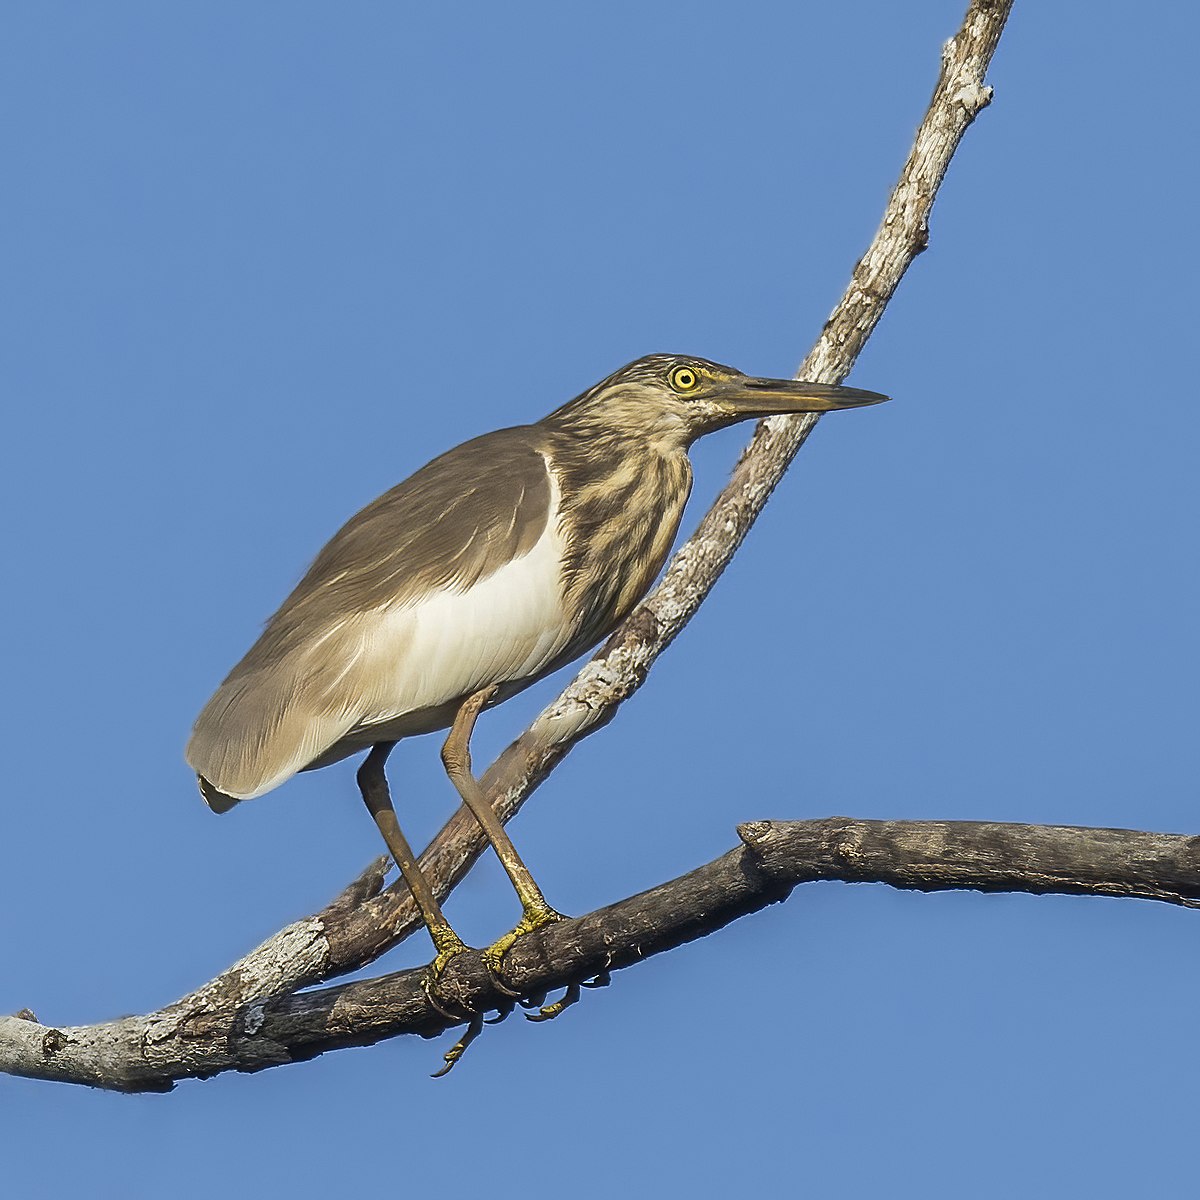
{"left": 484, "top": 999, "right": 516, "bottom": 1025}
{"left": 525, "top": 981, "right": 581, "bottom": 1022}
{"left": 478, "top": 901, "right": 566, "bottom": 1006}
{"left": 431, "top": 1010, "right": 485, "bottom": 1078}
{"left": 484, "top": 964, "right": 525, "bottom": 1001}
{"left": 426, "top": 949, "right": 523, "bottom": 1073}
{"left": 423, "top": 985, "right": 475, "bottom": 1023}
{"left": 480, "top": 902, "right": 566, "bottom": 979}
{"left": 428, "top": 911, "right": 600, "bottom": 1068}
{"left": 421, "top": 939, "right": 475, "bottom": 1021}
{"left": 524, "top": 960, "right": 611, "bottom": 1020}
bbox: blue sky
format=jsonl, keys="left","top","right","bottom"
{"left": 3, "top": 2, "right": 1198, "bottom": 1195}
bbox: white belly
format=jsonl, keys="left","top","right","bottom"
{"left": 354, "top": 493, "right": 574, "bottom": 728}
{"left": 193, "top": 463, "right": 576, "bottom": 800}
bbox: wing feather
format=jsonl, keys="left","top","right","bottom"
{"left": 187, "top": 427, "right": 557, "bottom": 805}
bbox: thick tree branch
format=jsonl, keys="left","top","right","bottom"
{"left": 3, "top": 818, "right": 1195, "bottom": 1092}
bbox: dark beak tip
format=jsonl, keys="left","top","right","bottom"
{"left": 835, "top": 386, "right": 891, "bottom": 407}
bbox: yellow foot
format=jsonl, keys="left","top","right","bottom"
{"left": 423, "top": 935, "right": 484, "bottom": 1077}
{"left": 422, "top": 935, "right": 472, "bottom": 1020}
{"left": 429, "top": 936, "right": 470, "bottom": 981}
{"left": 525, "top": 981, "right": 581, "bottom": 1023}
{"left": 481, "top": 903, "right": 565, "bottom": 980}
{"left": 523, "top": 966, "right": 611, "bottom": 1022}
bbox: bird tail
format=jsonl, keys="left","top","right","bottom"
{"left": 197, "top": 774, "right": 241, "bottom": 814}
{"left": 186, "top": 644, "right": 364, "bottom": 809}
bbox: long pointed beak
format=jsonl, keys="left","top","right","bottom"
{"left": 717, "top": 376, "right": 890, "bottom": 419}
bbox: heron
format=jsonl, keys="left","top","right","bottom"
{"left": 187, "top": 354, "right": 888, "bottom": 998}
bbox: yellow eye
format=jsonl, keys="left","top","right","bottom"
{"left": 670, "top": 366, "right": 699, "bottom": 392}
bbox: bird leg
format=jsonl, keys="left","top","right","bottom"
{"left": 357, "top": 741, "right": 469, "bottom": 984}
{"left": 442, "top": 687, "right": 564, "bottom": 981}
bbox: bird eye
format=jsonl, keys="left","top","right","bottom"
{"left": 670, "top": 366, "right": 699, "bottom": 392}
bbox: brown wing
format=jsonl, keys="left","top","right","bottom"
{"left": 186, "top": 425, "right": 552, "bottom": 804}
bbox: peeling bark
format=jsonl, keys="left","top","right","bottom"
{"left": 3, "top": 818, "right": 1193, "bottom": 1092}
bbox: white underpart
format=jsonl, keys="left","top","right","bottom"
{"left": 355, "top": 462, "right": 572, "bottom": 726}
{"left": 209, "top": 463, "right": 575, "bottom": 801}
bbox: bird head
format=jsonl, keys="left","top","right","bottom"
{"left": 547, "top": 354, "right": 889, "bottom": 448}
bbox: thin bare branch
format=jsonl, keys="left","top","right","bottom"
{"left": 3, "top": 815, "right": 1193, "bottom": 1092}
